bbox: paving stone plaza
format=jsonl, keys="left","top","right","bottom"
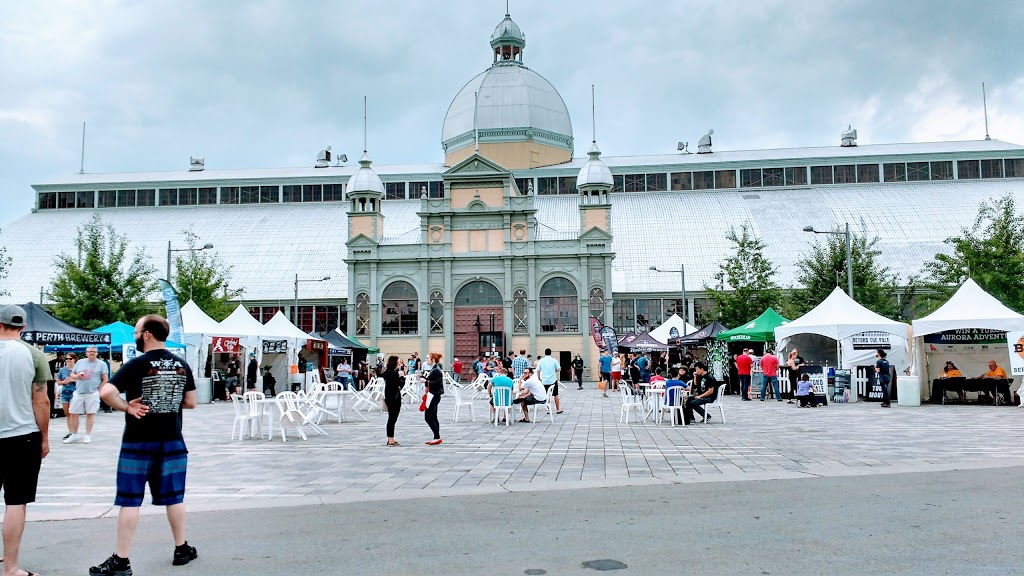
{"left": 24, "top": 387, "right": 1024, "bottom": 523}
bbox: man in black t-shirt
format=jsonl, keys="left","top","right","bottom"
{"left": 91, "top": 314, "right": 198, "bottom": 575}
{"left": 685, "top": 362, "right": 719, "bottom": 425}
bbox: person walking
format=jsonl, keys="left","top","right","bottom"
{"left": 611, "top": 352, "right": 622, "bottom": 392}
{"left": 65, "top": 345, "right": 109, "bottom": 444}
{"left": 572, "top": 354, "right": 584, "bottom": 390}
{"left": 422, "top": 352, "right": 444, "bottom": 445}
{"left": 90, "top": 314, "right": 198, "bottom": 575}
{"left": 759, "top": 349, "right": 783, "bottom": 402}
{"left": 875, "top": 348, "right": 892, "bottom": 407}
{"left": 55, "top": 352, "right": 77, "bottom": 439}
{"left": 382, "top": 355, "right": 404, "bottom": 447}
{"left": 452, "top": 357, "right": 462, "bottom": 384}
{"left": 598, "top": 349, "right": 612, "bottom": 397}
{"left": 0, "top": 305, "right": 51, "bottom": 576}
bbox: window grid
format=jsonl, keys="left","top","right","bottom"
{"left": 429, "top": 291, "right": 444, "bottom": 334}
{"left": 513, "top": 289, "right": 528, "bottom": 333}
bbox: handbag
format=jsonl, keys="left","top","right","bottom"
{"left": 598, "top": 380, "right": 606, "bottom": 390}
{"left": 419, "top": 393, "right": 427, "bottom": 412}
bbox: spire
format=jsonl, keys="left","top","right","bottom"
{"left": 490, "top": 12, "right": 525, "bottom": 64}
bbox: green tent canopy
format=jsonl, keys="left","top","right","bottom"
{"left": 715, "top": 308, "right": 790, "bottom": 342}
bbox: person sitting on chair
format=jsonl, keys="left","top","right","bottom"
{"left": 684, "top": 362, "right": 717, "bottom": 424}
{"left": 941, "top": 361, "right": 964, "bottom": 402}
{"left": 513, "top": 367, "right": 547, "bottom": 423}
{"left": 795, "top": 374, "right": 818, "bottom": 407}
{"left": 977, "top": 360, "right": 1008, "bottom": 404}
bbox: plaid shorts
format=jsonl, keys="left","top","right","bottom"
{"left": 114, "top": 440, "right": 188, "bottom": 507}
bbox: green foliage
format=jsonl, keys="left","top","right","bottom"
{"left": 704, "top": 224, "right": 784, "bottom": 327}
{"left": 790, "top": 221, "right": 901, "bottom": 319}
{"left": 49, "top": 215, "right": 156, "bottom": 329}
{"left": 0, "top": 230, "right": 10, "bottom": 298}
{"left": 172, "top": 230, "right": 242, "bottom": 321}
{"left": 921, "top": 194, "right": 1024, "bottom": 313}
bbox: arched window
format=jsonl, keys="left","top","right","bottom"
{"left": 589, "top": 287, "right": 605, "bottom": 324}
{"left": 355, "top": 293, "right": 370, "bottom": 336}
{"left": 455, "top": 281, "right": 502, "bottom": 306}
{"left": 513, "top": 289, "right": 528, "bottom": 333}
{"left": 429, "top": 291, "right": 444, "bottom": 334}
{"left": 381, "top": 281, "right": 418, "bottom": 335}
{"left": 539, "top": 277, "right": 578, "bottom": 332}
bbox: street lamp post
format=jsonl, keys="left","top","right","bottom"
{"left": 293, "top": 274, "right": 331, "bottom": 326}
{"left": 649, "top": 264, "right": 688, "bottom": 335}
{"left": 802, "top": 223, "right": 854, "bottom": 299}
{"left": 166, "top": 241, "right": 214, "bottom": 281}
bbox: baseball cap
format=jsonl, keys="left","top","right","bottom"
{"left": 0, "top": 304, "right": 27, "bottom": 327}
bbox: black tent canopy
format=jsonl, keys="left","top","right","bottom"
{"left": 19, "top": 302, "right": 111, "bottom": 345}
{"left": 672, "top": 321, "right": 729, "bottom": 346}
{"left": 617, "top": 331, "right": 669, "bottom": 352}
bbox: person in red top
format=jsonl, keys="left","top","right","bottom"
{"left": 736, "top": 349, "right": 753, "bottom": 400}
{"left": 759, "top": 349, "right": 782, "bottom": 401}
{"left": 452, "top": 358, "right": 463, "bottom": 384}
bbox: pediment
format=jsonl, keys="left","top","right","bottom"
{"left": 580, "top": 226, "right": 613, "bottom": 241}
{"left": 346, "top": 233, "right": 379, "bottom": 248}
{"left": 443, "top": 153, "right": 511, "bottom": 177}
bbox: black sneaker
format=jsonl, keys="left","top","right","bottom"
{"left": 173, "top": 543, "right": 198, "bottom": 566}
{"left": 90, "top": 554, "right": 132, "bottom": 576}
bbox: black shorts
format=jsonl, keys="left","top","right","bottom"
{"left": 514, "top": 396, "right": 543, "bottom": 406}
{"left": 0, "top": 432, "right": 43, "bottom": 505}
{"left": 543, "top": 383, "right": 559, "bottom": 397}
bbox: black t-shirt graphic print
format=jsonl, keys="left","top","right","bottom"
{"left": 111, "top": 349, "right": 196, "bottom": 443}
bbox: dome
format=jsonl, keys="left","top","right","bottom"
{"left": 576, "top": 143, "right": 613, "bottom": 188}
{"left": 491, "top": 14, "right": 524, "bottom": 47}
{"left": 441, "top": 65, "right": 573, "bottom": 153}
{"left": 346, "top": 153, "right": 384, "bottom": 196}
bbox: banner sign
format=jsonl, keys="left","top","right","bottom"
{"left": 211, "top": 336, "right": 240, "bottom": 354}
{"left": 262, "top": 339, "right": 288, "bottom": 354}
{"left": 307, "top": 339, "right": 326, "bottom": 352}
{"left": 21, "top": 331, "right": 110, "bottom": 345}
{"left": 601, "top": 326, "right": 617, "bottom": 352}
{"left": 923, "top": 328, "right": 1007, "bottom": 345}
{"left": 159, "top": 279, "right": 185, "bottom": 348}
{"left": 799, "top": 365, "right": 828, "bottom": 402}
{"left": 590, "top": 317, "right": 603, "bottom": 348}
{"left": 851, "top": 331, "right": 893, "bottom": 350}
{"left": 1007, "top": 331, "right": 1024, "bottom": 376}
{"left": 123, "top": 342, "right": 185, "bottom": 362}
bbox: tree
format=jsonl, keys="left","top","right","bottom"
{"left": 790, "top": 221, "right": 901, "bottom": 319}
{"left": 921, "top": 194, "right": 1024, "bottom": 313}
{"left": 704, "top": 224, "right": 784, "bottom": 327}
{"left": 0, "top": 230, "right": 10, "bottom": 298}
{"left": 172, "top": 230, "right": 242, "bottom": 321}
{"left": 49, "top": 215, "right": 156, "bottom": 329}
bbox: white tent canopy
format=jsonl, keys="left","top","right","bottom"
{"left": 180, "top": 300, "right": 222, "bottom": 380}
{"left": 776, "top": 287, "right": 910, "bottom": 341}
{"left": 181, "top": 300, "right": 221, "bottom": 335}
{"left": 264, "top": 311, "right": 318, "bottom": 341}
{"left": 216, "top": 304, "right": 269, "bottom": 339}
{"left": 649, "top": 314, "right": 699, "bottom": 344}
{"left": 912, "top": 278, "right": 1024, "bottom": 336}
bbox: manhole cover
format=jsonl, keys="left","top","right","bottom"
{"left": 582, "top": 559, "right": 628, "bottom": 571}
{"left": 525, "top": 570, "right": 547, "bottom": 575}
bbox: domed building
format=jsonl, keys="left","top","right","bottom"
{"left": 441, "top": 13, "right": 574, "bottom": 169}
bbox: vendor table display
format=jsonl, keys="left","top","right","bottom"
{"left": 930, "top": 378, "right": 1013, "bottom": 405}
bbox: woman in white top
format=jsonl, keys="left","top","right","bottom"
{"left": 611, "top": 353, "right": 622, "bottom": 392}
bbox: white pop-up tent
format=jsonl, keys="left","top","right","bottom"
{"left": 775, "top": 287, "right": 911, "bottom": 401}
{"left": 262, "top": 311, "right": 326, "bottom": 391}
{"left": 180, "top": 300, "right": 222, "bottom": 380}
{"left": 649, "top": 314, "right": 699, "bottom": 344}
{"left": 911, "top": 279, "right": 1024, "bottom": 400}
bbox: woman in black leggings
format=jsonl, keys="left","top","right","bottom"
{"left": 423, "top": 352, "right": 444, "bottom": 445}
{"left": 382, "top": 355, "right": 404, "bottom": 447}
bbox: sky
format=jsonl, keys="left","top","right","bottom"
{"left": 2, "top": 0, "right": 1024, "bottom": 226}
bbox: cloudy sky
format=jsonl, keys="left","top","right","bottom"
{"left": 2, "top": 0, "right": 1023, "bottom": 226}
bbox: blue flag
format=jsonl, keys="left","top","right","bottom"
{"left": 159, "top": 279, "right": 185, "bottom": 346}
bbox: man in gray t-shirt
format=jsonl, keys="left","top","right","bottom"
{"left": 66, "top": 345, "right": 109, "bottom": 444}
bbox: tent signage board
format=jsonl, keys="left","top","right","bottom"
{"left": 262, "top": 339, "right": 287, "bottom": 354}
{"left": 1007, "top": 331, "right": 1024, "bottom": 376}
{"left": 799, "top": 365, "right": 828, "bottom": 404}
{"left": 851, "top": 331, "right": 893, "bottom": 350}
{"left": 23, "top": 331, "right": 110, "bottom": 345}
{"left": 212, "top": 337, "right": 240, "bottom": 354}
{"left": 922, "top": 328, "right": 1006, "bottom": 345}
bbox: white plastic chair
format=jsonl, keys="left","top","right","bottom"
{"left": 492, "top": 387, "right": 512, "bottom": 427}
{"left": 402, "top": 374, "right": 422, "bottom": 404}
{"left": 305, "top": 383, "right": 340, "bottom": 424}
{"left": 701, "top": 383, "right": 726, "bottom": 424}
{"left": 468, "top": 373, "right": 490, "bottom": 399}
{"left": 242, "top": 391, "right": 267, "bottom": 438}
{"left": 619, "top": 385, "right": 643, "bottom": 424}
{"left": 451, "top": 384, "right": 476, "bottom": 423}
{"left": 532, "top": 387, "right": 554, "bottom": 423}
{"left": 229, "top": 394, "right": 261, "bottom": 440}
{"left": 274, "top": 392, "right": 327, "bottom": 442}
{"left": 662, "top": 388, "right": 685, "bottom": 427}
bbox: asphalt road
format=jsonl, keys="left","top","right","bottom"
{"left": 14, "top": 466, "right": 1022, "bottom": 576}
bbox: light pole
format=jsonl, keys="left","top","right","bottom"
{"left": 802, "top": 223, "right": 854, "bottom": 299}
{"left": 294, "top": 274, "right": 331, "bottom": 326}
{"left": 166, "top": 241, "right": 213, "bottom": 281}
{"left": 649, "top": 264, "right": 688, "bottom": 335}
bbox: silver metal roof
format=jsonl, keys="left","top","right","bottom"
{"left": 3, "top": 180, "right": 1022, "bottom": 305}
{"left": 576, "top": 143, "right": 614, "bottom": 188}
{"left": 346, "top": 153, "right": 385, "bottom": 196}
{"left": 441, "top": 64, "right": 573, "bottom": 152}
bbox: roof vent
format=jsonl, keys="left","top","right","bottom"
{"left": 677, "top": 141, "right": 691, "bottom": 154}
{"left": 841, "top": 125, "right": 857, "bottom": 147}
{"left": 189, "top": 156, "right": 204, "bottom": 171}
{"left": 697, "top": 129, "right": 714, "bottom": 154}
{"left": 315, "top": 145, "right": 332, "bottom": 168}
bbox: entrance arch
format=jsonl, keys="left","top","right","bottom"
{"left": 454, "top": 280, "right": 505, "bottom": 379}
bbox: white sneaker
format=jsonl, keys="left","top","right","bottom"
{"left": 63, "top": 434, "right": 79, "bottom": 444}
{"left": 82, "top": 435, "right": 91, "bottom": 444}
